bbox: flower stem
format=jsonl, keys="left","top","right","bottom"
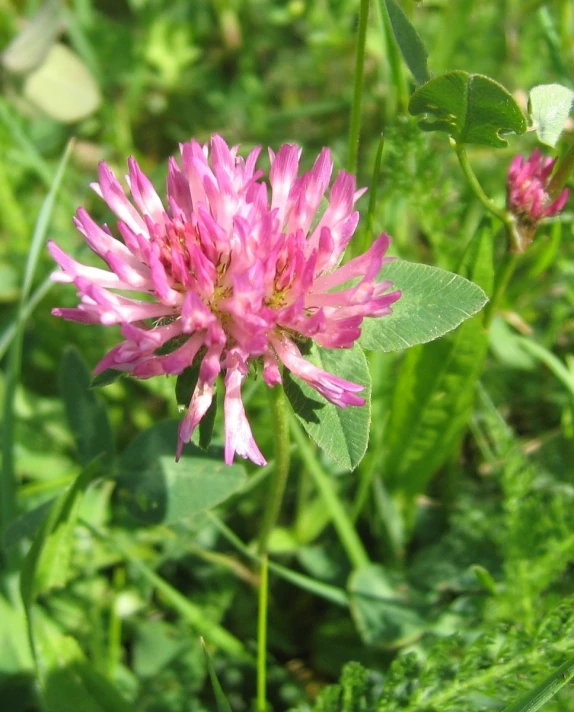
{"left": 347, "top": 0, "right": 370, "bottom": 175}
{"left": 451, "top": 139, "right": 518, "bottom": 242}
{"left": 257, "top": 386, "right": 291, "bottom": 556}
{"left": 547, "top": 142, "right": 574, "bottom": 199}
{"left": 256, "top": 554, "right": 269, "bottom": 712}
{"left": 289, "top": 415, "right": 370, "bottom": 569}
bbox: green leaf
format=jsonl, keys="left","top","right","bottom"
{"left": 35, "top": 617, "right": 137, "bottom": 712}
{"left": 529, "top": 83, "right": 574, "bottom": 148}
{"left": 20, "top": 460, "right": 103, "bottom": 671}
{"left": 116, "top": 420, "right": 246, "bottom": 525}
{"left": 349, "top": 565, "right": 426, "bottom": 648}
{"left": 359, "top": 259, "right": 488, "bottom": 352}
{"left": 20, "top": 462, "right": 102, "bottom": 608}
{"left": 284, "top": 343, "right": 371, "bottom": 470}
{"left": 132, "top": 620, "right": 190, "bottom": 678}
{"left": 89, "top": 524, "right": 251, "bottom": 661}
{"left": 409, "top": 71, "right": 527, "bottom": 147}
{"left": 3, "top": 499, "right": 54, "bottom": 551}
{"left": 60, "top": 347, "right": 114, "bottom": 468}
{"left": 383, "top": 0, "right": 430, "bottom": 85}
{"left": 23, "top": 43, "right": 101, "bottom": 123}
{"left": 0, "top": 594, "right": 34, "bottom": 672}
{"left": 382, "top": 229, "right": 493, "bottom": 505}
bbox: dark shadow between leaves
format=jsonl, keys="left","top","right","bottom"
{"left": 114, "top": 420, "right": 243, "bottom": 527}
{"left": 283, "top": 370, "right": 326, "bottom": 425}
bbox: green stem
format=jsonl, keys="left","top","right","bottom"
{"left": 208, "top": 513, "right": 349, "bottom": 607}
{"left": 451, "top": 139, "right": 520, "bottom": 247}
{"left": 289, "top": 415, "right": 370, "bottom": 569}
{"left": 347, "top": 0, "right": 370, "bottom": 174}
{"left": 256, "top": 554, "right": 269, "bottom": 712}
{"left": 257, "top": 386, "right": 291, "bottom": 555}
{"left": 484, "top": 251, "right": 518, "bottom": 328}
{"left": 547, "top": 142, "right": 574, "bottom": 199}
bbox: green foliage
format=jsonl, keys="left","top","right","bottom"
{"left": 35, "top": 617, "right": 137, "bottom": 712}
{"left": 203, "top": 641, "right": 233, "bottom": 712}
{"left": 359, "top": 260, "right": 488, "bottom": 352}
{"left": 381, "top": 229, "right": 493, "bottom": 509}
{"left": 349, "top": 565, "right": 426, "bottom": 648}
{"left": 409, "top": 72, "right": 527, "bottom": 147}
{"left": 116, "top": 420, "right": 246, "bottom": 525}
{"left": 383, "top": 0, "right": 430, "bottom": 85}
{"left": 60, "top": 347, "right": 114, "bottom": 467}
{"left": 294, "top": 600, "right": 574, "bottom": 711}
{"left": 285, "top": 343, "right": 372, "bottom": 470}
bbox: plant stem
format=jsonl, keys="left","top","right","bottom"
{"left": 289, "top": 415, "right": 370, "bottom": 569}
{"left": 258, "top": 386, "right": 291, "bottom": 555}
{"left": 451, "top": 139, "right": 522, "bottom": 250}
{"left": 347, "top": 0, "right": 370, "bottom": 174}
{"left": 256, "top": 554, "right": 269, "bottom": 712}
{"left": 484, "top": 251, "right": 518, "bottom": 327}
{"left": 208, "top": 513, "right": 350, "bottom": 607}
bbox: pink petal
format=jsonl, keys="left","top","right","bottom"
{"left": 223, "top": 367, "right": 266, "bottom": 465}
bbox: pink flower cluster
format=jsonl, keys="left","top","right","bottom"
{"left": 507, "top": 149, "right": 569, "bottom": 242}
{"left": 49, "top": 136, "right": 400, "bottom": 465}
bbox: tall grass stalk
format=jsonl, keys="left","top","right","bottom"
{"left": 1, "top": 140, "right": 75, "bottom": 564}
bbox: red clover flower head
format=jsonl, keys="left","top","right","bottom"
{"left": 49, "top": 135, "right": 400, "bottom": 465}
{"left": 507, "top": 148, "right": 569, "bottom": 247}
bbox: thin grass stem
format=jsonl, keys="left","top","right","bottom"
{"left": 289, "top": 415, "right": 370, "bottom": 569}
{"left": 347, "top": 0, "right": 370, "bottom": 175}
{"left": 1, "top": 140, "right": 75, "bottom": 557}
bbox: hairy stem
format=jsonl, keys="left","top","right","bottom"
{"left": 258, "top": 385, "right": 291, "bottom": 555}
{"left": 256, "top": 554, "right": 269, "bottom": 712}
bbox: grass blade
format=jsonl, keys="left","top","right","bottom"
{"left": 1, "top": 139, "right": 75, "bottom": 548}
{"left": 202, "top": 640, "right": 233, "bottom": 712}
{"left": 502, "top": 658, "right": 574, "bottom": 712}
